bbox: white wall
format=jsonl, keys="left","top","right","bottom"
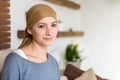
{"left": 80, "top": 0, "right": 120, "bottom": 80}
{"left": 10, "top": 0, "right": 120, "bottom": 80}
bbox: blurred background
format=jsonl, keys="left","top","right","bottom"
{"left": 2, "top": 0, "right": 120, "bottom": 80}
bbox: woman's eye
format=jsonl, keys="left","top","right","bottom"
{"left": 38, "top": 25, "right": 46, "bottom": 28}
{"left": 51, "top": 23, "right": 57, "bottom": 27}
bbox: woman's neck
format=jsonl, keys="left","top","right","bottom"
{"left": 20, "top": 43, "right": 48, "bottom": 63}
{"left": 30, "top": 42, "right": 47, "bottom": 53}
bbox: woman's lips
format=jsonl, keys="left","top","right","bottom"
{"left": 43, "top": 37, "right": 53, "bottom": 40}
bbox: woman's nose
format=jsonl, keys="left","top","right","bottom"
{"left": 46, "top": 28, "right": 51, "bottom": 35}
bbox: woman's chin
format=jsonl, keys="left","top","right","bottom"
{"left": 45, "top": 41, "right": 54, "bottom": 46}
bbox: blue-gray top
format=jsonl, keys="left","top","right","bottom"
{"left": 1, "top": 53, "right": 60, "bottom": 80}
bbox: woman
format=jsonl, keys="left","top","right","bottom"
{"left": 1, "top": 4, "right": 60, "bottom": 80}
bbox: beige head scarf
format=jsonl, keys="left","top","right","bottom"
{"left": 19, "top": 4, "right": 56, "bottom": 48}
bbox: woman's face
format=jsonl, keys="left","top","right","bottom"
{"left": 27, "top": 17, "right": 58, "bottom": 47}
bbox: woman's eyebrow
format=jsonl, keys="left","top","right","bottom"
{"left": 52, "top": 21, "right": 57, "bottom": 24}
{"left": 37, "top": 21, "right": 57, "bottom": 25}
{"left": 37, "top": 23, "right": 46, "bottom": 25}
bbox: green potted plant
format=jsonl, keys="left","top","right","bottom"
{"left": 65, "top": 41, "right": 84, "bottom": 68}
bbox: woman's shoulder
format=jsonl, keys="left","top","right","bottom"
{"left": 4, "top": 52, "right": 20, "bottom": 64}
{"left": 48, "top": 53, "right": 58, "bottom": 64}
{"left": 5, "top": 49, "right": 26, "bottom": 60}
{"left": 48, "top": 53, "right": 56, "bottom": 60}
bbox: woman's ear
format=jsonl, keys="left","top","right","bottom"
{"left": 27, "top": 28, "right": 32, "bottom": 35}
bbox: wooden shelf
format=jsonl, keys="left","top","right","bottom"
{"left": 57, "top": 31, "right": 84, "bottom": 37}
{"left": 45, "top": 0, "right": 80, "bottom": 9}
{"left": 17, "top": 30, "right": 84, "bottom": 38}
